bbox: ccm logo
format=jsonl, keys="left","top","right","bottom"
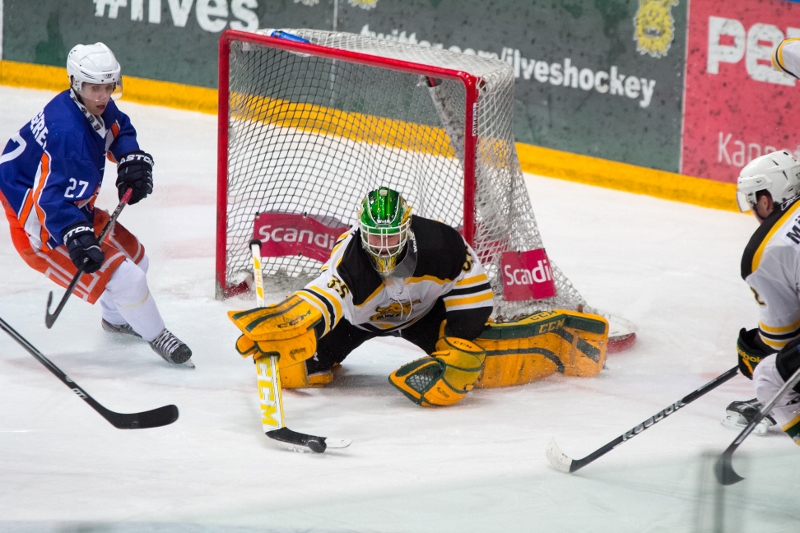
{"left": 503, "top": 259, "right": 553, "bottom": 286}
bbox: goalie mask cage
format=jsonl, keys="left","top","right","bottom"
{"left": 216, "top": 29, "right": 586, "bottom": 318}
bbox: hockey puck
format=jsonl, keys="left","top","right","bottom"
{"left": 307, "top": 438, "right": 327, "bottom": 453}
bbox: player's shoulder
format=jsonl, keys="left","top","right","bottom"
{"left": 39, "top": 91, "right": 88, "bottom": 138}
{"left": 410, "top": 215, "right": 467, "bottom": 280}
{"left": 742, "top": 197, "right": 800, "bottom": 279}
{"left": 411, "top": 215, "right": 464, "bottom": 251}
{"left": 333, "top": 230, "right": 383, "bottom": 305}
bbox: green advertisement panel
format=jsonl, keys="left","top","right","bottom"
{"left": 2, "top": 0, "right": 686, "bottom": 172}
{"left": 336, "top": 0, "right": 687, "bottom": 172}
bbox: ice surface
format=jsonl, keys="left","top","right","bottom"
{"left": 0, "top": 86, "right": 798, "bottom": 532}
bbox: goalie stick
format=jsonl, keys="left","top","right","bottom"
{"left": 0, "top": 316, "right": 178, "bottom": 429}
{"left": 249, "top": 239, "right": 351, "bottom": 453}
{"left": 546, "top": 366, "right": 739, "bottom": 473}
{"left": 715, "top": 364, "right": 800, "bottom": 485}
{"left": 45, "top": 188, "right": 133, "bottom": 329}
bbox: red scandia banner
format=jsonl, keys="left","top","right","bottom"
{"left": 682, "top": 0, "right": 800, "bottom": 183}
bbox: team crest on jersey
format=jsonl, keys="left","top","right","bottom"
{"left": 633, "top": 0, "right": 678, "bottom": 58}
{"left": 371, "top": 300, "right": 420, "bottom": 321}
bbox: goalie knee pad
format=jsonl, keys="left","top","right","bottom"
{"left": 473, "top": 310, "right": 608, "bottom": 388}
{"left": 389, "top": 336, "right": 485, "bottom": 407}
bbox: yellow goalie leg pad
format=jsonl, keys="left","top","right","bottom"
{"left": 389, "top": 337, "right": 486, "bottom": 407}
{"left": 474, "top": 310, "right": 608, "bottom": 388}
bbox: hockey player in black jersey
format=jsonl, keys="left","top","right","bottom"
{"left": 229, "top": 187, "right": 494, "bottom": 406}
{"left": 728, "top": 149, "right": 800, "bottom": 442}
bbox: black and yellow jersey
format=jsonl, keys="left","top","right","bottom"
{"left": 297, "top": 215, "right": 494, "bottom": 341}
{"left": 741, "top": 196, "right": 800, "bottom": 351}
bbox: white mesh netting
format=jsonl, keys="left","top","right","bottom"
{"left": 220, "top": 29, "right": 587, "bottom": 318}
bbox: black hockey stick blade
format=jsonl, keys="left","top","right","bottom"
{"left": 0, "top": 316, "right": 179, "bottom": 430}
{"left": 266, "top": 427, "right": 352, "bottom": 453}
{"left": 714, "top": 451, "right": 744, "bottom": 486}
{"left": 45, "top": 267, "right": 84, "bottom": 329}
{"left": 98, "top": 402, "right": 179, "bottom": 430}
{"left": 714, "top": 364, "right": 800, "bottom": 485}
{"left": 546, "top": 366, "right": 739, "bottom": 474}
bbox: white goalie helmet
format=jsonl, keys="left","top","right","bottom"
{"left": 736, "top": 150, "right": 800, "bottom": 212}
{"left": 66, "top": 42, "right": 123, "bottom": 100}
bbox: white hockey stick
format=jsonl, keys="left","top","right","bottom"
{"left": 249, "top": 240, "right": 350, "bottom": 452}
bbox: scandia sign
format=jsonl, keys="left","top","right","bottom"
{"left": 253, "top": 213, "right": 348, "bottom": 263}
{"left": 501, "top": 249, "right": 557, "bottom": 301}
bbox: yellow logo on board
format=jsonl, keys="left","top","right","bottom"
{"left": 349, "top": 0, "right": 378, "bottom": 9}
{"left": 633, "top": 0, "right": 678, "bottom": 58}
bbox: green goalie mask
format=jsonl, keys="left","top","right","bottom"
{"left": 358, "top": 187, "right": 412, "bottom": 275}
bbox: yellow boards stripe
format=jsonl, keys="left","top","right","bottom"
{"left": 230, "top": 93, "right": 455, "bottom": 157}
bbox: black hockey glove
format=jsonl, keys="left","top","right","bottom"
{"left": 63, "top": 222, "right": 105, "bottom": 273}
{"left": 116, "top": 150, "right": 153, "bottom": 205}
{"left": 737, "top": 328, "right": 774, "bottom": 379}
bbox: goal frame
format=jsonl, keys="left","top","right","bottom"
{"left": 215, "top": 29, "right": 481, "bottom": 299}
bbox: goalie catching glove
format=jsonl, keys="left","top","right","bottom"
{"left": 389, "top": 336, "right": 486, "bottom": 407}
{"left": 228, "top": 294, "right": 322, "bottom": 366}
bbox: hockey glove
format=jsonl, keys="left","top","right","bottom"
{"left": 116, "top": 150, "right": 154, "bottom": 205}
{"left": 228, "top": 294, "right": 322, "bottom": 365}
{"left": 737, "top": 327, "right": 774, "bottom": 379}
{"left": 389, "top": 336, "right": 486, "bottom": 407}
{"left": 63, "top": 222, "right": 104, "bottom": 273}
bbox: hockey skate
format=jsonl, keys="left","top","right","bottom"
{"left": 101, "top": 319, "right": 141, "bottom": 338}
{"left": 721, "top": 398, "right": 776, "bottom": 436}
{"left": 148, "top": 328, "right": 195, "bottom": 368}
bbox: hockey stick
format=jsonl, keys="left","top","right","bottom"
{"left": 249, "top": 239, "right": 351, "bottom": 453}
{"left": 45, "top": 189, "right": 134, "bottom": 329}
{"left": 0, "top": 316, "right": 178, "bottom": 429}
{"left": 546, "top": 366, "right": 739, "bottom": 473}
{"left": 715, "top": 364, "right": 800, "bottom": 485}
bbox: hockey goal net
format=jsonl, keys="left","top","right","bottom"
{"left": 216, "top": 28, "right": 589, "bottom": 320}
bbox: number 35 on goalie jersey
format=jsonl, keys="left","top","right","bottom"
{"left": 296, "top": 215, "right": 494, "bottom": 338}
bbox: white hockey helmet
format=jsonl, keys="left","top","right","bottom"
{"left": 66, "top": 42, "right": 123, "bottom": 100}
{"left": 736, "top": 150, "right": 800, "bottom": 212}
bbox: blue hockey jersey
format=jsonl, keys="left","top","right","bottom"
{"left": 0, "top": 89, "right": 140, "bottom": 250}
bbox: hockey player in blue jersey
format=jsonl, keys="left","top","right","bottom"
{"left": 0, "top": 42, "right": 193, "bottom": 367}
